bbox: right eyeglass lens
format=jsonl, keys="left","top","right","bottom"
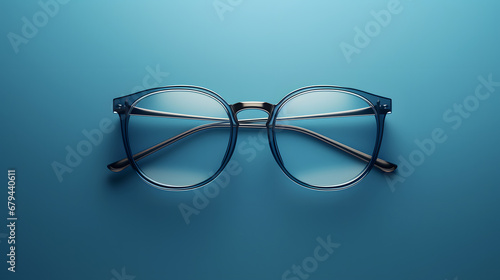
{"left": 274, "top": 89, "right": 378, "bottom": 188}
{"left": 126, "top": 89, "right": 233, "bottom": 188}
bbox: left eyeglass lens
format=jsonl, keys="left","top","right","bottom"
{"left": 127, "top": 89, "right": 233, "bottom": 188}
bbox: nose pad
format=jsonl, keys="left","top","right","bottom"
{"left": 232, "top": 107, "right": 272, "bottom": 161}
{"left": 236, "top": 109, "right": 270, "bottom": 126}
{"left": 230, "top": 102, "right": 275, "bottom": 124}
{"left": 230, "top": 103, "right": 277, "bottom": 167}
{"left": 231, "top": 102, "right": 274, "bottom": 115}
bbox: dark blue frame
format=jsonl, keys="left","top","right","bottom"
{"left": 109, "top": 85, "right": 395, "bottom": 191}
{"left": 268, "top": 86, "right": 392, "bottom": 190}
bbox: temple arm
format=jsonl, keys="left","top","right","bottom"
{"left": 129, "top": 106, "right": 375, "bottom": 122}
{"left": 108, "top": 107, "right": 397, "bottom": 173}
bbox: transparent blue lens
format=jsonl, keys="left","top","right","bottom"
{"left": 274, "top": 89, "right": 378, "bottom": 188}
{"left": 127, "top": 89, "right": 232, "bottom": 188}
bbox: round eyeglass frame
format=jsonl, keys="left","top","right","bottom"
{"left": 112, "top": 85, "right": 391, "bottom": 191}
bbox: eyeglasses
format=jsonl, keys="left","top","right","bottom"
{"left": 107, "top": 85, "right": 397, "bottom": 190}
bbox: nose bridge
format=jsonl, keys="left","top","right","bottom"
{"left": 230, "top": 102, "right": 275, "bottom": 118}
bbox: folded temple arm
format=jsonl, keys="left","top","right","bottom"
{"left": 107, "top": 107, "right": 397, "bottom": 173}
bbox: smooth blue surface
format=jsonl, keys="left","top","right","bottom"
{"left": 1, "top": 1, "right": 499, "bottom": 279}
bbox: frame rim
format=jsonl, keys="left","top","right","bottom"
{"left": 110, "top": 85, "right": 393, "bottom": 191}
{"left": 268, "top": 85, "right": 390, "bottom": 190}
{"left": 117, "top": 85, "right": 239, "bottom": 191}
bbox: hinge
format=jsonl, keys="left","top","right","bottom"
{"left": 113, "top": 99, "right": 129, "bottom": 114}
{"left": 377, "top": 100, "right": 392, "bottom": 114}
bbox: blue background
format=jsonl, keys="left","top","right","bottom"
{"left": 1, "top": 0, "right": 499, "bottom": 279}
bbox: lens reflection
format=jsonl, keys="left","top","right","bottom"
{"left": 274, "top": 89, "right": 378, "bottom": 188}
{"left": 127, "top": 89, "right": 232, "bottom": 188}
